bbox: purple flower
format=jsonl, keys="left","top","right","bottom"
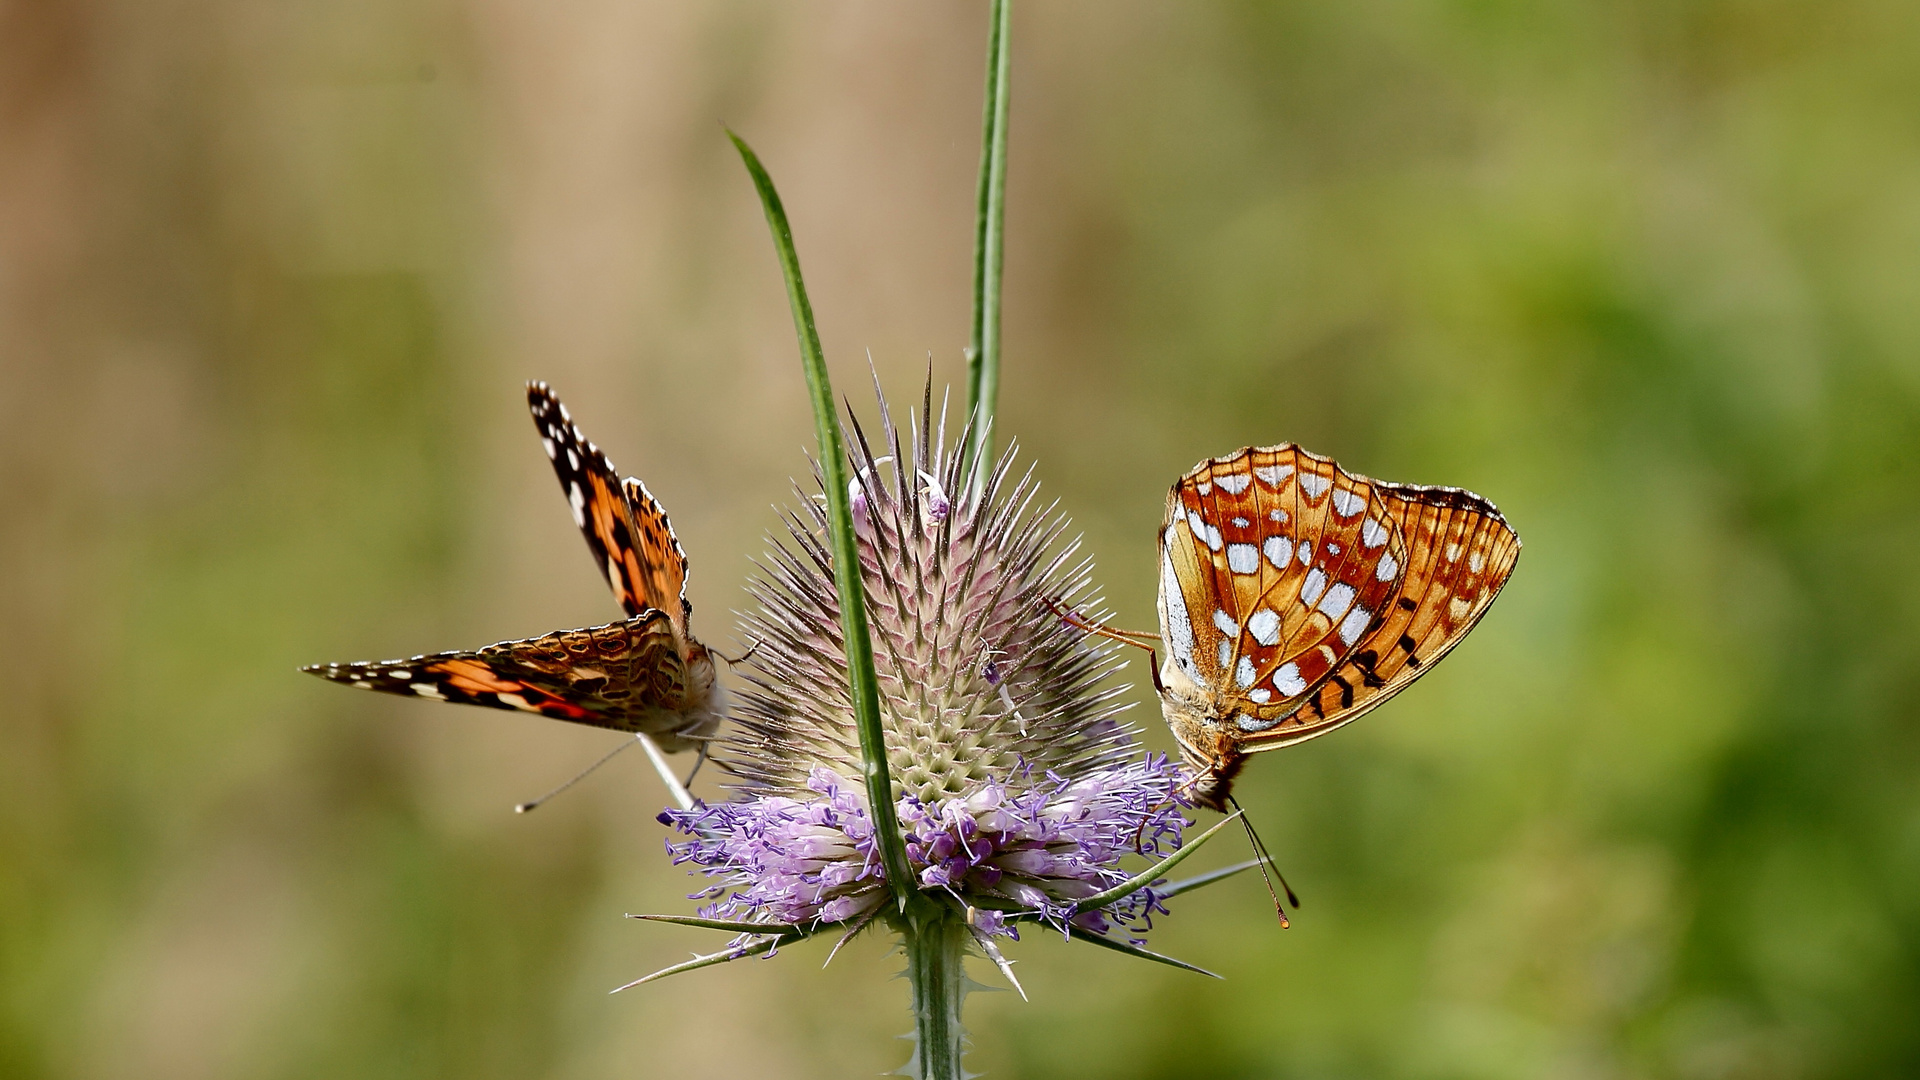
{"left": 664, "top": 390, "right": 1190, "bottom": 949}
{"left": 663, "top": 757, "right": 1187, "bottom": 942}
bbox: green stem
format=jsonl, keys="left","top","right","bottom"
{"left": 729, "top": 131, "right": 915, "bottom": 912}
{"left": 903, "top": 914, "right": 970, "bottom": 1080}
{"left": 965, "top": 0, "right": 1012, "bottom": 482}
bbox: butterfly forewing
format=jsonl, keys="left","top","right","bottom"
{"left": 303, "top": 612, "right": 693, "bottom": 735}
{"left": 527, "top": 382, "right": 693, "bottom": 636}
{"left": 1161, "top": 447, "right": 1412, "bottom": 720}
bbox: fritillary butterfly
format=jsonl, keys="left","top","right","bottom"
{"left": 1151, "top": 445, "right": 1519, "bottom": 810}
{"left": 303, "top": 383, "right": 722, "bottom": 752}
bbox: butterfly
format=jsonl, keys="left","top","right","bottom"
{"left": 1109, "top": 445, "right": 1519, "bottom": 812}
{"left": 302, "top": 382, "right": 723, "bottom": 754}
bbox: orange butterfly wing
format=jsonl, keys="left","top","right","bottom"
{"left": 1159, "top": 445, "right": 1517, "bottom": 748}
{"left": 302, "top": 612, "right": 694, "bottom": 735}
{"left": 527, "top": 383, "right": 694, "bottom": 640}
{"left": 1238, "top": 479, "right": 1519, "bottom": 749}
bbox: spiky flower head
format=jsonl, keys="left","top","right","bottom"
{"left": 660, "top": 390, "right": 1189, "bottom": 942}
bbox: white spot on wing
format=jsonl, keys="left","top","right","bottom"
{"left": 1213, "top": 609, "right": 1239, "bottom": 637}
{"left": 1227, "top": 543, "right": 1260, "bottom": 575}
{"left": 1274, "top": 663, "right": 1308, "bottom": 697}
{"left": 1187, "top": 510, "right": 1220, "bottom": 549}
{"left": 1376, "top": 551, "right": 1400, "bottom": 581}
{"left": 1263, "top": 536, "right": 1291, "bottom": 568}
{"left": 541, "top": 437, "right": 557, "bottom": 461}
{"left": 1362, "top": 518, "right": 1388, "bottom": 547}
{"left": 569, "top": 482, "right": 587, "bottom": 527}
{"left": 1470, "top": 551, "right": 1485, "bottom": 572}
{"left": 1196, "top": 481, "right": 1213, "bottom": 496}
{"left": 1231, "top": 516, "right": 1250, "bottom": 528}
{"left": 1247, "top": 688, "right": 1272, "bottom": 704}
{"left": 1235, "top": 656, "right": 1256, "bottom": 688}
{"left": 1254, "top": 464, "right": 1295, "bottom": 486}
{"left": 1331, "top": 489, "right": 1365, "bottom": 517}
{"left": 1449, "top": 596, "right": 1472, "bottom": 620}
{"left": 1216, "top": 473, "right": 1251, "bottom": 495}
{"left": 1248, "top": 608, "right": 1280, "bottom": 646}
{"left": 1268, "top": 508, "right": 1289, "bottom": 523}
{"left": 496, "top": 692, "right": 532, "bottom": 712}
{"left": 1446, "top": 543, "right": 1462, "bottom": 562}
{"left": 1317, "top": 581, "right": 1356, "bottom": 621}
{"left": 1338, "top": 603, "right": 1372, "bottom": 645}
{"left": 1298, "top": 541, "right": 1314, "bottom": 566}
{"left": 1299, "top": 473, "right": 1331, "bottom": 499}
{"left": 410, "top": 683, "right": 447, "bottom": 700}
{"left": 1301, "top": 568, "right": 1327, "bottom": 605}
{"left": 1218, "top": 639, "right": 1232, "bottom": 669}
{"left": 566, "top": 449, "right": 579, "bottom": 471}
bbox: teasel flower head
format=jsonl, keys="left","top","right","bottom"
{"left": 657, "top": 388, "right": 1191, "bottom": 945}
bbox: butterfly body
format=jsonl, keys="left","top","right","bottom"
{"left": 1154, "top": 445, "right": 1519, "bottom": 811}
{"left": 304, "top": 383, "right": 722, "bottom": 752}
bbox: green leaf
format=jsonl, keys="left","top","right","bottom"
{"left": 609, "top": 929, "right": 813, "bottom": 992}
{"left": 1157, "top": 857, "right": 1268, "bottom": 900}
{"left": 625, "top": 912, "right": 813, "bottom": 936}
{"left": 1073, "top": 812, "right": 1242, "bottom": 913}
{"left": 1064, "top": 929, "right": 1222, "bottom": 979}
{"left": 964, "top": 0, "right": 1012, "bottom": 481}
{"left": 728, "top": 131, "right": 914, "bottom": 913}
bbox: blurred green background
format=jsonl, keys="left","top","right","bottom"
{"left": 5, "top": 1, "right": 1918, "bottom": 1077}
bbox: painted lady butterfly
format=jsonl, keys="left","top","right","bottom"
{"left": 303, "top": 383, "right": 722, "bottom": 753}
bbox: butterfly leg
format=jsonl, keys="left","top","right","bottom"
{"left": 680, "top": 741, "right": 711, "bottom": 789}
{"left": 719, "top": 639, "right": 761, "bottom": 667}
{"left": 1042, "top": 597, "right": 1166, "bottom": 694}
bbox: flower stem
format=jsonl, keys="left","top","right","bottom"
{"left": 903, "top": 913, "right": 971, "bottom": 1080}
{"left": 728, "top": 131, "right": 915, "bottom": 912}
{"left": 965, "top": 0, "right": 1012, "bottom": 484}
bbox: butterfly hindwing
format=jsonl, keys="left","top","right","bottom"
{"left": 526, "top": 382, "right": 693, "bottom": 636}
{"left": 1244, "top": 482, "right": 1520, "bottom": 749}
{"left": 302, "top": 611, "right": 689, "bottom": 734}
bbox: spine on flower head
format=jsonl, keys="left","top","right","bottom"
{"left": 658, "top": 386, "right": 1190, "bottom": 943}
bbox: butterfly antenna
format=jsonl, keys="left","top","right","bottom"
{"left": 1227, "top": 795, "right": 1299, "bottom": 927}
{"left": 514, "top": 735, "right": 642, "bottom": 813}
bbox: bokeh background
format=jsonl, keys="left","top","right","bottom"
{"left": 6, "top": 1, "right": 1919, "bottom": 1077}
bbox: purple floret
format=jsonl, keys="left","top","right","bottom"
{"left": 661, "top": 757, "right": 1190, "bottom": 944}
